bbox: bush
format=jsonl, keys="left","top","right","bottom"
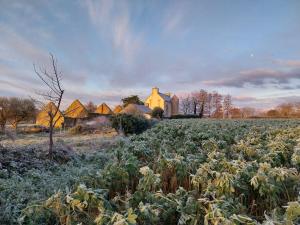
{"left": 110, "top": 114, "right": 151, "bottom": 135}
{"left": 151, "top": 107, "right": 164, "bottom": 119}
{"left": 69, "top": 125, "right": 84, "bottom": 135}
{"left": 20, "top": 125, "right": 49, "bottom": 134}
{"left": 170, "top": 114, "right": 200, "bottom": 119}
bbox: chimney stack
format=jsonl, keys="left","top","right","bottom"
{"left": 152, "top": 87, "right": 159, "bottom": 94}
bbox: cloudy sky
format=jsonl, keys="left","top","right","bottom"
{"left": 0, "top": 0, "right": 299, "bottom": 109}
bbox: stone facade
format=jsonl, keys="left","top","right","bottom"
{"left": 145, "top": 87, "right": 179, "bottom": 117}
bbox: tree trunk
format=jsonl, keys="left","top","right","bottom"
{"left": 0, "top": 123, "right": 5, "bottom": 133}
{"left": 49, "top": 128, "right": 53, "bottom": 159}
{"left": 199, "top": 103, "right": 204, "bottom": 118}
{"left": 193, "top": 103, "right": 197, "bottom": 115}
{"left": 49, "top": 117, "right": 54, "bottom": 159}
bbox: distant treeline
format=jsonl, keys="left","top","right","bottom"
{"left": 180, "top": 90, "right": 300, "bottom": 118}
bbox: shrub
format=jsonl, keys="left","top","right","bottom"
{"left": 110, "top": 114, "right": 150, "bottom": 135}
{"left": 69, "top": 125, "right": 84, "bottom": 135}
{"left": 170, "top": 114, "right": 200, "bottom": 119}
{"left": 151, "top": 107, "right": 164, "bottom": 119}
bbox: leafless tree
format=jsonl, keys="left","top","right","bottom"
{"left": 34, "top": 53, "right": 64, "bottom": 158}
{"left": 180, "top": 95, "right": 192, "bottom": 115}
{"left": 197, "top": 89, "right": 208, "bottom": 118}
{"left": 206, "top": 93, "right": 213, "bottom": 117}
{"left": 8, "top": 98, "right": 36, "bottom": 130}
{"left": 277, "top": 103, "right": 294, "bottom": 117}
{"left": 293, "top": 102, "right": 300, "bottom": 117}
{"left": 266, "top": 109, "right": 280, "bottom": 118}
{"left": 230, "top": 107, "right": 242, "bottom": 118}
{"left": 240, "top": 107, "right": 256, "bottom": 118}
{"left": 211, "top": 91, "right": 223, "bottom": 118}
{"left": 191, "top": 92, "right": 199, "bottom": 115}
{"left": 0, "top": 97, "right": 9, "bottom": 132}
{"left": 223, "top": 94, "right": 232, "bottom": 118}
{"left": 85, "top": 101, "right": 97, "bottom": 113}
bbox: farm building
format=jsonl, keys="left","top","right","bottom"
{"left": 120, "top": 104, "right": 152, "bottom": 119}
{"left": 65, "top": 99, "right": 89, "bottom": 118}
{"left": 95, "top": 103, "right": 113, "bottom": 115}
{"left": 113, "top": 105, "right": 123, "bottom": 114}
{"left": 64, "top": 99, "right": 90, "bottom": 127}
{"left": 145, "top": 87, "right": 179, "bottom": 117}
{"left": 36, "top": 102, "right": 64, "bottom": 128}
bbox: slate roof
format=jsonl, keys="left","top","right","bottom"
{"left": 158, "top": 93, "right": 171, "bottom": 102}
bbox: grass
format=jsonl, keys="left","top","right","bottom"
{"left": 0, "top": 131, "right": 121, "bottom": 224}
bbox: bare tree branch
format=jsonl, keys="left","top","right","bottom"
{"left": 34, "top": 53, "right": 64, "bottom": 159}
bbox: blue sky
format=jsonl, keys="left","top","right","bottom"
{"left": 0, "top": 0, "right": 299, "bottom": 109}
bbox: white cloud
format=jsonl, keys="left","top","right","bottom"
{"left": 83, "top": 0, "right": 142, "bottom": 65}
{"left": 163, "top": 1, "right": 190, "bottom": 36}
{"left": 274, "top": 59, "right": 300, "bottom": 68}
{"left": 0, "top": 24, "right": 49, "bottom": 64}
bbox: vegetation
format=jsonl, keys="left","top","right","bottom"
{"left": 151, "top": 107, "right": 164, "bottom": 119}
{"left": 0, "top": 97, "right": 36, "bottom": 132}
{"left": 110, "top": 114, "right": 151, "bottom": 136}
{"left": 1, "top": 119, "right": 299, "bottom": 224}
{"left": 85, "top": 101, "right": 97, "bottom": 113}
{"left": 34, "top": 53, "right": 64, "bottom": 159}
{"left": 181, "top": 90, "right": 300, "bottom": 118}
{"left": 69, "top": 124, "right": 85, "bottom": 135}
{"left": 121, "top": 95, "right": 144, "bottom": 107}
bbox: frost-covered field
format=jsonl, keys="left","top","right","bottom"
{"left": 1, "top": 119, "right": 300, "bottom": 225}
{"left": 1, "top": 131, "right": 119, "bottom": 154}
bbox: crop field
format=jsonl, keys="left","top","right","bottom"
{"left": 1, "top": 119, "right": 300, "bottom": 224}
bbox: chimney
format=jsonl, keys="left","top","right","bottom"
{"left": 152, "top": 87, "right": 159, "bottom": 94}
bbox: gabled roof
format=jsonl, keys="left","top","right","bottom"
{"left": 120, "top": 104, "right": 151, "bottom": 115}
{"left": 36, "top": 102, "right": 64, "bottom": 128}
{"left": 95, "top": 103, "right": 113, "bottom": 114}
{"left": 65, "top": 99, "right": 89, "bottom": 118}
{"left": 171, "top": 95, "right": 179, "bottom": 101}
{"left": 158, "top": 93, "right": 171, "bottom": 102}
{"left": 113, "top": 105, "right": 123, "bottom": 114}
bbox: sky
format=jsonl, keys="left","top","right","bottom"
{"left": 0, "top": 0, "right": 299, "bottom": 109}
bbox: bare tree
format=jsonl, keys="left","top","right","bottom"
{"left": 34, "top": 54, "right": 64, "bottom": 158}
{"left": 0, "top": 97, "right": 9, "bottom": 132}
{"left": 230, "top": 107, "right": 242, "bottom": 118}
{"left": 293, "top": 102, "right": 300, "bottom": 117}
{"left": 191, "top": 92, "right": 199, "bottom": 115}
{"left": 277, "top": 103, "right": 294, "bottom": 117}
{"left": 211, "top": 91, "right": 223, "bottom": 118}
{"left": 8, "top": 98, "right": 36, "bottom": 130}
{"left": 241, "top": 107, "right": 256, "bottom": 118}
{"left": 197, "top": 89, "right": 208, "bottom": 118}
{"left": 223, "top": 94, "right": 232, "bottom": 118}
{"left": 266, "top": 109, "right": 280, "bottom": 118}
{"left": 206, "top": 93, "right": 213, "bottom": 117}
{"left": 85, "top": 101, "right": 97, "bottom": 113}
{"left": 180, "top": 95, "right": 192, "bottom": 115}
